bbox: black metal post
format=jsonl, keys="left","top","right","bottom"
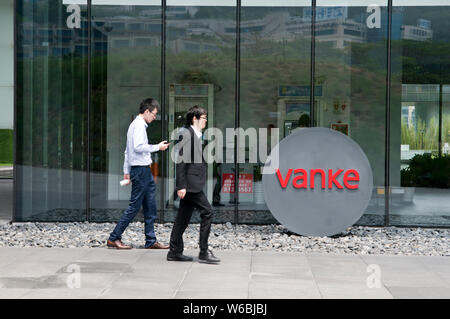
{"left": 13, "top": 0, "right": 17, "bottom": 222}
{"left": 86, "top": 0, "right": 92, "bottom": 221}
{"left": 385, "top": 0, "right": 393, "bottom": 226}
{"left": 234, "top": 0, "right": 241, "bottom": 225}
{"left": 310, "top": 0, "right": 316, "bottom": 127}
{"left": 439, "top": 83, "right": 443, "bottom": 157}
{"left": 161, "top": 0, "right": 166, "bottom": 223}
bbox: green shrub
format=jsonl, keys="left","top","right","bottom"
{"left": 0, "top": 129, "right": 13, "bottom": 164}
{"left": 401, "top": 153, "right": 450, "bottom": 188}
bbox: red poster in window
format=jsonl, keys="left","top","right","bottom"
{"left": 222, "top": 173, "right": 235, "bottom": 193}
{"left": 239, "top": 174, "right": 253, "bottom": 193}
{"left": 222, "top": 173, "right": 253, "bottom": 193}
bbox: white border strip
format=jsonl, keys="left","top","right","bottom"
{"left": 63, "top": 0, "right": 450, "bottom": 7}
{"left": 394, "top": 0, "right": 450, "bottom": 5}
{"left": 318, "top": 0, "right": 449, "bottom": 5}
{"left": 242, "top": 0, "right": 310, "bottom": 6}
{"left": 317, "top": 1, "right": 384, "bottom": 5}
{"left": 167, "top": 0, "right": 235, "bottom": 5}
{"left": 64, "top": 0, "right": 161, "bottom": 5}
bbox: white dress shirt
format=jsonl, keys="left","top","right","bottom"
{"left": 123, "top": 115, "right": 159, "bottom": 174}
{"left": 190, "top": 125, "right": 202, "bottom": 139}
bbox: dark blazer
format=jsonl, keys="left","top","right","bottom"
{"left": 175, "top": 126, "right": 207, "bottom": 193}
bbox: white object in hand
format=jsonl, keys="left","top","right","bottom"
{"left": 120, "top": 179, "right": 130, "bottom": 186}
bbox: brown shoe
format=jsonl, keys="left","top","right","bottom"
{"left": 146, "top": 242, "right": 169, "bottom": 249}
{"left": 107, "top": 239, "right": 132, "bottom": 249}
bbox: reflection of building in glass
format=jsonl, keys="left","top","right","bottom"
{"left": 19, "top": 7, "right": 383, "bottom": 57}
{"left": 238, "top": 12, "right": 366, "bottom": 49}
{"left": 401, "top": 19, "right": 433, "bottom": 41}
{"left": 168, "top": 18, "right": 234, "bottom": 53}
{"left": 19, "top": 22, "right": 88, "bottom": 58}
{"left": 140, "top": 6, "right": 196, "bottom": 18}
{"left": 314, "top": 19, "right": 366, "bottom": 48}
{"left": 18, "top": 17, "right": 164, "bottom": 58}
{"left": 95, "top": 17, "right": 162, "bottom": 50}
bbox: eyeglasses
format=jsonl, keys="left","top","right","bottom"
{"left": 200, "top": 116, "right": 207, "bottom": 120}
{"left": 150, "top": 111, "right": 157, "bottom": 118}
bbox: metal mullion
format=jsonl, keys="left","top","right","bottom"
{"left": 86, "top": 0, "right": 92, "bottom": 221}
{"left": 234, "top": 0, "right": 240, "bottom": 225}
{"left": 385, "top": 0, "right": 393, "bottom": 226}
{"left": 161, "top": 0, "right": 166, "bottom": 223}
{"left": 310, "top": 0, "right": 316, "bottom": 127}
{"left": 439, "top": 82, "right": 443, "bottom": 157}
{"left": 13, "top": 0, "right": 17, "bottom": 222}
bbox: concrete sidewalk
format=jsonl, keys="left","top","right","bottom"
{"left": 0, "top": 248, "right": 449, "bottom": 299}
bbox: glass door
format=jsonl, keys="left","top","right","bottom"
{"left": 238, "top": 0, "right": 312, "bottom": 223}
{"left": 164, "top": 0, "right": 237, "bottom": 223}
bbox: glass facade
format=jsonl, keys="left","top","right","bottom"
{"left": 389, "top": 1, "right": 450, "bottom": 226}
{"left": 0, "top": 0, "right": 14, "bottom": 162}
{"left": 16, "top": 0, "right": 88, "bottom": 221}
{"left": 89, "top": 2, "right": 162, "bottom": 222}
{"left": 315, "top": 1, "right": 388, "bottom": 225}
{"left": 14, "top": 0, "right": 450, "bottom": 227}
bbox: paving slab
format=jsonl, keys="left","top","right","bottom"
{"left": 413, "top": 256, "right": 450, "bottom": 286}
{"left": 20, "top": 288, "right": 104, "bottom": 299}
{"left": 307, "top": 254, "right": 370, "bottom": 284}
{"left": 360, "top": 255, "right": 448, "bottom": 288}
{"left": 77, "top": 247, "right": 145, "bottom": 264}
{"left": 0, "top": 288, "right": 32, "bottom": 299}
{"left": 0, "top": 247, "right": 36, "bottom": 267}
{"left": 174, "top": 288, "right": 249, "bottom": 299}
{"left": 317, "top": 282, "right": 393, "bottom": 299}
{"left": 251, "top": 251, "right": 313, "bottom": 279}
{"left": 248, "top": 277, "right": 321, "bottom": 299}
{"left": 0, "top": 261, "right": 71, "bottom": 278}
{"left": 386, "top": 286, "right": 450, "bottom": 299}
{"left": 100, "top": 287, "right": 174, "bottom": 299}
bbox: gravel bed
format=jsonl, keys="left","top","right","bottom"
{"left": 0, "top": 222, "right": 449, "bottom": 256}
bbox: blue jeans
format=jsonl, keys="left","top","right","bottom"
{"left": 109, "top": 166, "right": 157, "bottom": 248}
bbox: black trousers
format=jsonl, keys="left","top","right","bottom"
{"left": 169, "top": 191, "right": 213, "bottom": 254}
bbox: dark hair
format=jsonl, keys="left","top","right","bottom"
{"left": 185, "top": 105, "right": 207, "bottom": 126}
{"left": 298, "top": 114, "right": 310, "bottom": 127}
{"left": 139, "top": 98, "right": 160, "bottom": 114}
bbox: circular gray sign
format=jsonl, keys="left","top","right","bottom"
{"left": 262, "top": 127, "right": 373, "bottom": 237}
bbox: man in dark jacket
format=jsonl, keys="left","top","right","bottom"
{"left": 167, "top": 106, "right": 220, "bottom": 263}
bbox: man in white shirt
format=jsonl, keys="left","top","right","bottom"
{"left": 107, "top": 98, "right": 170, "bottom": 249}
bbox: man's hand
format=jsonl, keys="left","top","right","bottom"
{"left": 158, "top": 141, "right": 170, "bottom": 151}
{"left": 123, "top": 174, "right": 130, "bottom": 180}
{"left": 177, "top": 189, "right": 186, "bottom": 199}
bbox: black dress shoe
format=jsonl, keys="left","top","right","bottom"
{"left": 212, "top": 202, "right": 225, "bottom": 207}
{"left": 167, "top": 252, "right": 193, "bottom": 262}
{"left": 198, "top": 249, "right": 220, "bottom": 263}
